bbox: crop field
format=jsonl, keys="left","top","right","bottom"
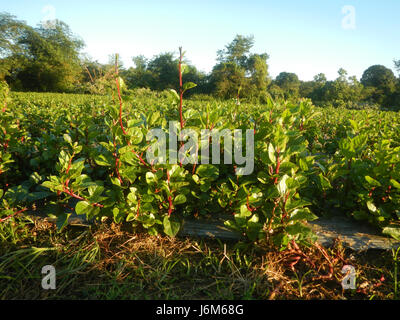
{"left": 1, "top": 89, "right": 400, "bottom": 300}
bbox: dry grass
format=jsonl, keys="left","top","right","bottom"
{"left": 0, "top": 216, "right": 398, "bottom": 300}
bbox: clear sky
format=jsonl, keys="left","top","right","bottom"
{"left": 1, "top": 0, "right": 399, "bottom": 81}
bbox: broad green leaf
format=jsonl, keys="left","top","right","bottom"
{"left": 382, "top": 225, "right": 400, "bottom": 241}
{"left": 56, "top": 213, "right": 71, "bottom": 231}
{"left": 365, "top": 176, "right": 381, "bottom": 187}
{"left": 390, "top": 179, "right": 400, "bottom": 190}
{"left": 113, "top": 208, "right": 124, "bottom": 224}
{"left": 196, "top": 165, "right": 219, "bottom": 180}
{"left": 183, "top": 82, "right": 197, "bottom": 93}
{"left": 163, "top": 216, "right": 180, "bottom": 237}
{"left": 290, "top": 208, "right": 318, "bottom": 222}
{"left": 75, "top": 201, "right": 90, "bottom": 216}
{"left": 268, "top": 143, "right": 276, "bottom": 164}
{"left": 146, "top": 172, "right": 157, "bottom": 184}
{"left": 63, "top": 134, "right": 72, "bottom": 145}
{"left": 95, "top": 155, "right": 112, "bottom": 167}
{"left": 319, "top": 174, "right": 332, "bottom": 190}
{"left": 277, "top": 174, "right": 289, "bottom": 196}
{"left": 366, "top": 201, "right": 377, "bottom": 213}
{"left": 239, "top": 204, "right": 252, "bottom": 218}
{"left": 173, "top": 194, "right": 186, "bottom": 205}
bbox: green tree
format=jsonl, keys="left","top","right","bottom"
{"left": 211, "top": 35, "right": 269, "bottom": 100}
{"left": 14, "top": 20, "right": 84, "bottom": 92}
{"left": 216, "top": 34, "right": 254, "bottom": 68}
{"left": 0, "top": 12, "right": 29, "bottom": 80}
{"left": 275, "top": 72, "right": 300, "bottom": 99}
{"left": 361, "top": 65, "right": 396, "bottom": 106}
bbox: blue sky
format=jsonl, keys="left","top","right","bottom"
{"left": 1, "top": 0, "right": 399, "bottom": 81}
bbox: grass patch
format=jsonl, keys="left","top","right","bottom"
{"left": 0, "top": 216, "right": 399, "bottom": 300}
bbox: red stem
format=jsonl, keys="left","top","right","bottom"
{"left": 62, "top": 186, "right": 104, "bottom": 208}
{"left": 179, "top": 47, "right": 184, "bottom": 130}
{"left": 166, "top": 169, "right": 173, "bottom": 216}
{"left": 274, "top": 149, "right": 281, "bottom": 184}
{"left": 136, "top": 199, "right": 141, "bottom": 218}
{"left": 0, "top": 208, "right": 28, "bottom": 222}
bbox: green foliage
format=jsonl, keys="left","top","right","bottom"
{"left": 275, "top": 72, "right": 301, "bottom": 99}
{"left": 211, "top": 35, "right": 270, "bottom": 101}
{"left": 361, "top": 65, "right": 397, "bottom": 107}
{"left": 0, "top": 14, "right": 83, "bottom": 92}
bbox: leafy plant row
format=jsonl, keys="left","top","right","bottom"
{"left": 1, "top": 82, "right": 400, "bottom": 246}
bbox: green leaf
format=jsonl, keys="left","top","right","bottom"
{"left": 113, "top": 208, "right": 124, "bottom": 224}
{"left": 390, "top": 179, "right": 400, "bottom": 190}
{"left": 173, "top": 194, "right": 187, "bottom": 205}
{"left": 366, "top": 201, "right": 377, "bottom": 213}
{"left": 163, "top": 216, "right": 180, "bottom": 237}
{"left": 365, "top": 176, "right": 381, "bottom": 187}
{"left": 192, "top": 174, "right": 200, "bottom": 184}
{"left": 196, "top": 165, "right": 219, "bottom": 180}
{"left": 95, "top": 155, "right": 112, "bottom": 167}
{"left": 168, "top": 89, "right": 180, "bottom": 103}
{"left": 239, "top": 204, "right": 252, "bottom": 218}
{"left": 290, "top": 208, "right": 318, "bottom": 222}
{"left": 56, "top": 213, "right": 71, "bottom": 231}
{"left": 268, "top": 143, "right": 276, "bottom": 164}
{"left": 277, "top": 175, "right": 289, "bottom": 196}
{"left": 146, "top": 172, "right": 157, "bottom": 184}
{"left": 319, "top": 174, "right": 332, "bottom": 190}
{"left": 382, "top": 225, "right": 400, "bottom": 241}
{"left": 286, "top": 222, "right": 313, "bottom": 239}
{"left": 75, "top": 201, "right": 90, "bottom": 216}
{"left": 183, "top": 82, "right": 197, "bottom": 93}
{"left": 63, "top": 134, "right": 72, "bottom": 145}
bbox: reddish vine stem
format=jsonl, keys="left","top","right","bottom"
{"left": 136, "top": 199, "right": 141, "bottom": 218}
{"left": 0, "top": 208, "right": 28, "bottom": 223}
{"left": 112, "top": 139, "right": 123, "bottom": 184}
{"left": 62, "top": 186, "right": 104, "bottom": 208}
{"left": 178, "top": 47, "right": 184, "bottom": 130}
{"left": 273, "top": 148, "right": 281, "bottom": 185}
{"left": 267, "top": 198, "right": 280, "bottom": 232}
{"left": 312, "top": 242, "right": 334, "bottom": 280}
{"left": 166, "top": 169, "right": 173, "bottom": 217}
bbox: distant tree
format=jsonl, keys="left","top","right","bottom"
{"left": 299, "top": 81, "right": 314, "bottom": 98}
{"left": 217, "top": 34, "right": 254, "bottom": 68}
{"left": 123, "top": 55, "right": 153, "bottom": 89}
{"left": 211, "top": 35, "right": 269, "bottom": 100}
{"left": 0, "top": 12, "right": 29, "bottom": 80}
{"left": 267, "top": 82, "right": 284, "bottom": 100}
{"left": 275, "top": 72, "right": 300, "bottom": 99}
{"left": 145, "top": 52, "right": 179, "bottom": 91}
{"left": 307, "top": 73, "right": 327, "bottom": 102}
{"left": 246, "top": 53, "right": 270, "bottom": 99}
{"left": 318, "top": 69, "right": 363, "bottom": 107}
{"left": 210, "top": 62, "right": 245, "bottom": 99}
{"left": 361, "top": 65, "right": 396, "bottom": 106}
{"left": 12, "top": 20, "right": 84, "bottom": 91}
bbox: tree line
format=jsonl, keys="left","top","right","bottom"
{"left": 1, "top": 12, "right": 400, "bottom": 109}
